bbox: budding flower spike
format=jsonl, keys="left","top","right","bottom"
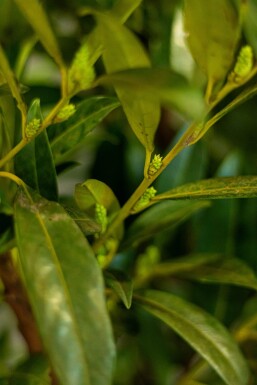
{"left": 95, "top": 203, "right": 108, "bottom": 234}
{"left": 148, "top": 154, "right": 163, "bottom": 176}
{"left": 25, "top": 118, "right": 41, "bottom": 140}
{"left": 133, "top": 187, "right": 157, "bottom": 212}
{"left": 55, "top": 104, "right": 76, "bottom": 123}
{"left": 229, "top": 45, "right": 254, "bottom": 83}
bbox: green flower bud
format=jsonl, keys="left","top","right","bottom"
{"left": 25, "top": 118, "right": 41, "bottom": 139}
{"left": 68, "top": 42, "right": 95, "bottom": 94}
{"left": 148, "top": 154, "right": 163, "bottom": 176}
{"left": 55, "top": 104, "right": 76, "bottom": 123}
{"left": 229, "top": 45, "right": 254, "bottom": 83}
{"left": 95, "top": 203, "right": 108, "bottom": 233}
{"left": 133, "top": 187, "right": 157, "bottom": 212}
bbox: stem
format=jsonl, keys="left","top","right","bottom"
{"left": 0, "top": 97, "right": 68, "bottom": 170}
{"left": 93, "top": 123, "right": 193, "bottom": 252}
{"left": 0, "top": 139, "right": 27, "bottom": 169}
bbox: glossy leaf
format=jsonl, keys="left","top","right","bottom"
{"left": 14, "top": 0, "right": 63, "bottom": 67}
{"left": 96, "top": 68, "right": 205, "bottom": 120}
{"left": 50, "top": 96, "right": 120, "bottom": 164}
{"left": 134, "top": 290, "right": 249, "bottom": 385}
{"left": 184, "top": 0, "right": 241, "bottom": 100}
{"left": 122, "top": 200, "right": 210, "bottom": 248}
{"left": 14, "top": 187, "right": 115, "bottom": 385}
{"left": 15, "top": 100, "right": 58, "bottom": 201}
{"left": 154, "top": 176, "right": 257, "bottom": 201}
{"left": 97, "top": 13, "right": 160, "bottom": 154}
{"left": 104, "top": 269, "right": 133, "bottom": 309}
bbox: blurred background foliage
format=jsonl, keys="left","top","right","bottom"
{"left": 0, "top": 0, "right": 257, "bottom": 384}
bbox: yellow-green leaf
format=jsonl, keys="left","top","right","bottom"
{"left": 154, "top": 176, "right": 257, "bottom": 201}
{"left": 184, "top": 0, "right": 241, "bottom": 101}
{"left": 13, "top": 0, "right": 63, "bottom": 67}
{"left": 96, "top": 13, "right": 160, "bottom": 154}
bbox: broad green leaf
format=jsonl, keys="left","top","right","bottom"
{"left": 184, "top": 0, "right": 241, "bottom": 100}
{"left": 147, "top": 254, "right": 257, "bottom": 290}
{"left": 122, "top": 200, "right": 210, "bottom": 248}
{"left": 50, "top": 96, "right": 120, "bottom": 164}
{"left": 97, "top": 13, "right": 160, "bottom": 154}
{"left": 104, "top": 269, "right": 133, "bottom": 309}
{"left": 96, "top": 68, "right": 205, "bottom": 120}
{"left": 13, "top": 0, "right": 63, "bottom": 67}
{"left": 154, "top": 176, "right": 257, "bottom": 201}
{"left": 15, "top": 100, "right": 58, "bottom": 201}
{"left": 14, "top": 187, "right": 115, "bottom": 385}
{"left": 134, "top": 290, "right": 249, "bottom": 385}
{"left": 75, "top": 179, "right": 123, "bottom": 239}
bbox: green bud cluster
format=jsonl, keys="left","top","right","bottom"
{"left": 148, "top": 154, "right": 163, "bottom": 176}
{"left": 133, "top": 186, "right": 157, "bottom": 212}
{"left": 230, "top": 45, "right": 254, "bottom": 83}
{"left": 95, "top": 203, "right": 108, "bottom": 234}
{"left": 68, "top": 43, "right": 95, "bottom": 94}
{"left": 55, "top": 104, "right": 76, "bottom": 123}
{"left": 25, "top": 118, "right": 41, "bottom": 139}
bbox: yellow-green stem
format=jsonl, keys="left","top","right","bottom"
{"left": 0, "top": 139, "right": 27, "bottom": 170}
{"left": 93, "top": 124, "right": 191, "bottom": 252}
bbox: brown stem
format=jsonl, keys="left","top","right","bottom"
{"left": 0, "top": 252, "right": 42, "bottom": 353}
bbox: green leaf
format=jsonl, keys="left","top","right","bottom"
{"left": 50, "top": 96, "right": 120, "bottom": 164}
{"left": 154, "top": 176, "right": 257, "bottom": 201}
{"left": 64, "top": 205, "right": 101, "bottom": 236}
{"left": 75, "top": 179, "right": 123, "bottom": 239}
{"left": 14, "top": 187, "right": 115, "bottom": 385}
{"left": 13, "top": 0, "right": 63, "bottom": 67}
{"left": 15, "top": 100, "right": 58, "bottom": 201}
{"left": 122, "top": 200, "right": 210, "bottom": 248}
{"left": 104, "top": 269, "right": 133, "bottom": 309}
{"left": 96, "top": 13, "right": 161, "bottom": 155}
{"left": 184, "top": 0, "right": 241, "bottom": 100}
{"left": 185, "top": 257, "right": 257, "bottom": 290}
{"left": 96, "top": 68, "right": 205, "bottom": 120}
{"left": 134, "top": 290, "right": 249, "bottom": 385}
{"left": 147, "top": 254, "right": 257, "bottom": 290}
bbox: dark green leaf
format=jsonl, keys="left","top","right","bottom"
{"left": 15, "top": 100, "right": 58, "bottom": 201}
{"left": 243, "top": 0, "right": 257, "bottom": 56}
{"left": 122, "top": 200, "right": 210, "bottom": 248}
{"left": 134, "top": 290, "right": 249, "bottom": 385}
{"left": 50, "top": 96, "right": 120, "bottom": 164}
{"left": 104, "top": 269, "right": 133, "bottom": 309}
{"left": 13, "top": 0, "right": 63, "bottom": 67}
{"left": 184, "top": 0, "right": 241, "bottom": 100}
{"left": 14, "top": 187, "right": 115, "bottom": 385}
{"left": 154, "top": 176, "right": 257, "bottom": 201}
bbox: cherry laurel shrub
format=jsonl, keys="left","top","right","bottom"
{"left": 0, "top": 0, "right": 257, "bottom": 384}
